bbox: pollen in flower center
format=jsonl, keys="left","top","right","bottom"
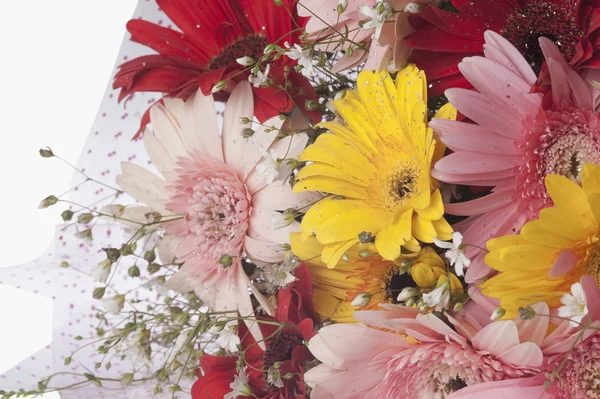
{"left": 518, "top": 107, "right": 600, "bottom": 209}
{"left": 209, "top": 34, "right": 270, "bottom": 70}
{"left": 383, "top": 161, "right": 421, "bottom": 211}
{"left": 170, "top": 160, "right": 251, "bottom": 258}
{"left": 501, "top": 2, "right": 583, "bottom": 74}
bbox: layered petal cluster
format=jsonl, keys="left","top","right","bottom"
{"left": 306, "top": 303, "right": 549, "bottom": 398}
{"left": 406, "top": 0, "right": 600, "bottom": 96}
{"left": 294, "top": 68, "right": 456, "bottom": 268}
{"left": 116, "top": 82, "right": 315, "bottom": 341}
{"left": 431, "top": 31, "right": 600, "bottom": 282}
{"left": 114, "top": 0, "right": 319, "bottom": 137}
{"left": 482, "top": 164, "right": 600, "bottom": 318}
{"left": 299, "top": 0, "right": 429, "bottom": 72}
{"left": 444, "top": 280, "right": 600, "bottom": 398}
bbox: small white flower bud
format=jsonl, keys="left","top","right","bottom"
{"left": 491, "top": 306, "right": 506, "bottom": 321}
{"left": 397, "top": 287, "right": 418, "bottom": 302}
{"left": 351, "top": 292, "right": 372, "bottom": 307}
{"left": 403, "top": 2, "right": 421, "bottom": 13}
{"left": 236, "top": 56, "right": 255, "bottom": 66}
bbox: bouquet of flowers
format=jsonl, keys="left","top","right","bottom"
{"left": 5, "top": 0, "right": 600, "bottom": 398}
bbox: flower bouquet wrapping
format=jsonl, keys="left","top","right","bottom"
{"left": 5, "top": 0, "right": 600, "bottom": 398}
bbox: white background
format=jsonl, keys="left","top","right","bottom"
{"left": 0, "top": 1, "right": 137, "bottom": 395}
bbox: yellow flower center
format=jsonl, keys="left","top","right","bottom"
{"left": 383, "top": 160, "right": 421, "bottom": 211}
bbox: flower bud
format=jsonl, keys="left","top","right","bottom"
{"left": 453, "top": 302, "right": 464, "bottom": 312}
{"left": 518, "top": 306, "right": 536, "bottom": 320}
{"left": 77, "top": 213, "right": 94, "bottom": 224}
{"left": 397, "top": 287, "right": 418, "bottom": 302}
{"left": 405, "top": 298, "right": 415, "bottom": 308}
{"left": 240, "top": 117, "right": 252, "bottom": 124}
{"left": 358, "top": 231, "right": 372, "bottom": 243}
{"left": 403, "top": 2, "right": 421, "bottom": 13}
{"left": 60, "top": 261, "right": 69, "bottom": 268}
{"left": 211, "top": 80, "right": 227, "bottom": 93}
{"left": 147, "top": 263, "right": 161, "bottom": 274}
{"left": 351, "top": 292, "right": 372, "bottom": 307}
{"left": 39, "top": 147, "right": 54, "bottom": 158}
{"left": 263, "top": 43, "right": 277, "bottom": 54}
{"left": 491, "top": 306, "right": 506, "bottom": 321}
{"left": 236, "top": 56, "right": 255, "bottom": 66}
{"left": 220, "top": 255, "right": 233, "bottom": 268}
{"left": 144, "top": 250, "right": 156, "bottom": 262}
{"left": 61, "top": 210, "right": 74, "bottom": 221}
{"left": 120, "top": 243, "right": 136, "bottom": 256}
{"left": 64, "top": 357, "right": 72, "bottom": 365}
{"left": 93, "top": 287, "right": 106, "bottom": 299}
{"left": 103, "top": 247, "right": 121, "bottom": 262}
{"left": 128, "top": 265, "right": 140, "bottom": 278}
{"left": 121, "top": 373, "right": 134, "bottom": 386}
{"left": 242, "top": 128, "right": 255, "bottom": 138}
{"left": 279, "top": 243, "right": 291, "bottom": 251}
{"left": 337, "top": 0, "right": 348, "bottom": 13}
{"left": 304, "top": 99, "right": 320, "bottom": 111}
{"left": 38, "top": 195, "right": 58, "bottom": 209}
{"left": 273, "top": 0, "right": 284, "bottom": 5}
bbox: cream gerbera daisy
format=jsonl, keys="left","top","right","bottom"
{"left": 293, "top": 67, "right": 455, "bottom": 267}
{"left": 116, "top": 82, "right": 316, "bottom": 341}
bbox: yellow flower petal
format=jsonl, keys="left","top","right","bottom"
{"left": 375, "top": 209, "right": 413, "bottom": 260}
{"left": 412, "top": 213, "right": 437, "bottom": 243}
{"left": 537, "top": 208, "right": 596, "bottom": 242}
{"left": 300, "top": 198, "right": 389, "bottom": 244}
{"left": 520, "top": 219, "right": 575, "bottom": 248}
{"left": 322, "top": 239, "right": 360, "bottom": 269}
{"left": 416, "top": 189, "right": 444, "bottom": 220}
{"left": 581, "top": 163, "right": 600, "bottom": 223}
{"left": 431, "top": 217, "right": 454, "bottom": 241}
{"left": 486, "top": 235, "right": 530, "bottom": 252}
{"left": 487, "top": 245, "right": 560, "bottom": 272}
{"left": 545, "top": 174, "right": 593, "bottom": 219}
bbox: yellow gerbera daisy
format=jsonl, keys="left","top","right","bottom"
{"left": 293, "top": 67, "right": 456, "bottom": 268}
{"left": 482, "top": 163, "right": 600, "bottom": 318}
{"left": 291, "top": 232, "right": 461, "bottom": 322}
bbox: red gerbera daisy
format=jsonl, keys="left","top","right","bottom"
{"left": 191, "top": 264, "right": 317, "bottom": 399}
{"left": 406, "top": 0, "right": 600, "bottom": 96}
{"left": 113, "top": 0, "right": 319, "bottom": 138}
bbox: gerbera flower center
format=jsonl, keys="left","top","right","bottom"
{"left": 262, "top": 331, "right": 304, "bottom": 370}
{"left": 501, "top": 2, "right": 583, "bottom": 74}
{"left": 169, "top": 159, "right": 251, "bottom": 258}
{"left": 517, "top": 107, "right": 600, "bottom": 208}
{"left": 383, "top": 161, "right": 421, "bottom": 211}
{"left": 554, "top": 335, "right": 600, "bottom": 398}
{"left": 209, "top": 34, "right": 270, "bottom": 70}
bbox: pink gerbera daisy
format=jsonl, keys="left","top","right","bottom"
{"left": 446, "top": 275, "right": 600, "bottom": 399}
{"left": 116, "top": 82, "right": 316, "bottom": 341}
{"left": 430, "top": 30, "right": 600, "bottom": 282}
{"left": 306, "top": 303, "right": 549, "bottom": 398}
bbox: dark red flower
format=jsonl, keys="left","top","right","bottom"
{"left": 192, "top": 264, "right": 317, "bottom": 399}
{"left": 191, "top": 355, "right": 237, "bottom": 399}
{"left": 406, "top": 0, "right": 600, "bottom": 96}
{"left": 113, "top": 0, "right": 319, "bottom": 138}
